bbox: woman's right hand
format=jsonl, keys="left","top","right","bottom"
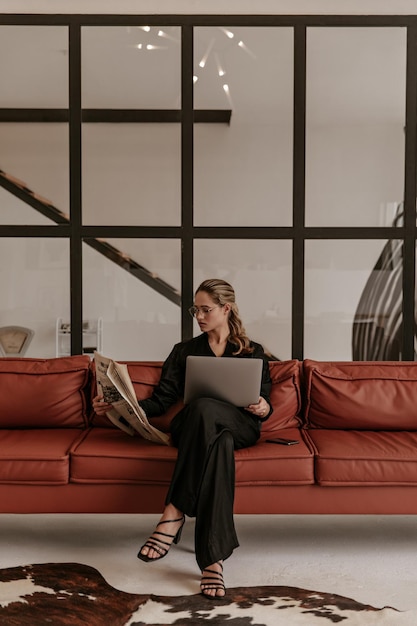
{"left": 92, "top": 394, "right": 112, "bottom": 416}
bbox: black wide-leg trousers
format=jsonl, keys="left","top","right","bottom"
{"left": 165, "top": 397, "right": 260, "bottom": 570}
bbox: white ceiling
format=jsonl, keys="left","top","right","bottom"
{"left": 0, "top": 23, "right": 407, "bottom": 125}
{"left": 1, "top": 0, "right": 417, "bottom": 15}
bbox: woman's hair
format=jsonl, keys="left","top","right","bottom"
{"left": 195, "top": 278, "right": 253, "bottom": 354}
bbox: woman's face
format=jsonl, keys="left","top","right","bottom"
{"left": 193, "top": 290, "right": 230, "bottom": 333}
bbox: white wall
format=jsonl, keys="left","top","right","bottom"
{"left": 1, "top": 0, "right": 417, "bottom": 15}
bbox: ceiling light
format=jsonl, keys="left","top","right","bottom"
{"left": 237, "top": 40, "right": 256, "bottom": 58}
{"left": 223, "top": 83, "right": 234, "bottom": 108}
{"left": 198, "top": 38, "right": 215, "bottom": 71}
{"left": 220, "top": 27, "right": 235, "bottom": 39}
{"left": 214, "top": 52, "right": 225, "bottom": 77}
{"left": 140, "top": 26, "right": 151, "bottom": 32}
{"left": 193, "top": 75, "right": 198, "bottom": 83}
{"left": 156, "top": 29, "right": 179, "bottom": 44}
{"left": 145, "top": 44, "right": 167, "bottom": 51}
{"left": 136, "top": 43, "right": 143, "bottom": 50}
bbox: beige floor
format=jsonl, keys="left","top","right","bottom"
{"left": 1, "top": 513, "right": 416, "bottom": 611}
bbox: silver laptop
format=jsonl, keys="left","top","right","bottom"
{"left": 183, "top": 355, "right": 263, "bottom": 407}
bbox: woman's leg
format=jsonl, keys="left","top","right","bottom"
{"left": 167, "top": 398, "right": 260, "bottom": 574}
{"left": 194, "top": 428, "right": 237, "bottom": 569}
{"left": 196, "top": 428, "right": 235, "bottom": 597}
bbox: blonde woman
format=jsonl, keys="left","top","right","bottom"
{"left": 93, "top": 279, "right": 272, "bottom": 598}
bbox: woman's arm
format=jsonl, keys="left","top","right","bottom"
{"left": 139, "top": 343, "right": 185, "bottom": 417}
{"left": 250, "top": 342, "right": 273, "bottom": 421}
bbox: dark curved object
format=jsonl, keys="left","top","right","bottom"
{"left": 352, "top": 205, "right": 416, "bottom": 360}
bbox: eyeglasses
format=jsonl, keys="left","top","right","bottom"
{"left": 188, "top": 305, "right": 222, "bottom": 318}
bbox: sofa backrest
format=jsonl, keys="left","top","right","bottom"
{"left": 263, "top": 360, "right": 302, "bottom": 431}
{"left": 0, "top": 355, "right": 91, "bottom": 428}
{"left": 6, "top": 355, "right": 417, "bottom": 433}
{"left": 303, "top": 359, "right": 417, "bottom": 430}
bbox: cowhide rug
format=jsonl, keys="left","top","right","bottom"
{"left": 0, "top": 562, "right": 415, "bottom": 625}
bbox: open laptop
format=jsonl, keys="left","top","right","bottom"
{"left": 183, "top": 355, "right": 263, "bottom": 407}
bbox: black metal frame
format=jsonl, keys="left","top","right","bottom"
{"left": 0, "top": 13, "right": 416, "bottom": 359}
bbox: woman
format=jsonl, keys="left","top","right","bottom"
{"left": 93, "top": 278, "right": 272, "bottom": 598}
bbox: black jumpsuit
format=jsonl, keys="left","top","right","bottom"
{"left": 139, "top": 333, "right": 272, "bottom": 570}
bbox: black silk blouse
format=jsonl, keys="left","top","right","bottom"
{"left": 139, "top": 333, "right": 273, "bottom": 421}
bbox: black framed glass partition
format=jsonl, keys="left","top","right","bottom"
{"left": 0, "top": 14, "right": 415, "bottom": 361}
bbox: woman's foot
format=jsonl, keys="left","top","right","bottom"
{"left": 137, "top": 509, "right": 185, "bottom": 562}
{"left": 200, "top": 561, "right": 226, "bottom": 598}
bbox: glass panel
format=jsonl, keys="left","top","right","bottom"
{"left": 0, "top": 26, "right": 68, "bottom": 107}
{"left": 0, "top": 238, "right": 70, "bottom": 358}
{"left": 0, "top": 188, "right": 56, "bottom": 225}
{"left": 82, "top": 124, "right": 180, "bottom": 225}
{"left": 83, "top": 239, "right": 181, "bottom": 360}
{"left": 0, "top": 124, "right": 70, "bottom": 224}
{"left": 81, "top": 26, "right": 181, "bottom": 108}
{"left": 194, "top": 27, "right": 293, "bottom": 226}
{"left": 305, "top": 240, "right": 403, "bottom": 360}
{"left": 194, "top": 239, "right": 292, "bottom": 360}
{"left": 306, "top": 27, "right": 406, "bottom": 227}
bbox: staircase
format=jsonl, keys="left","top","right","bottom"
{"left": 0, "top": 168, "right": 180, "bottom": 306}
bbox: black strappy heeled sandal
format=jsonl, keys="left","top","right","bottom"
{"left": 137, "top": 515, "right": 185, "bottom": 562}
{"left": 200, "top": 561, "right": 226, "bottom": 598}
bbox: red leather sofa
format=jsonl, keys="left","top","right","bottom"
{"left": 1, "top": 355, "right": 417, "bottom": 515}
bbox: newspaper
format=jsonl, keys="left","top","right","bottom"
{"left": 94, "top": 351, "right": 170, "bottom": 446}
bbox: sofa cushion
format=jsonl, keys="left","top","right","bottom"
{"left": 0, "top": 429, "right": 85, "bottom": 484}
{"left": 307, "top": 429, "right": 417, "bottom": 485}
{"left": 0, "top": 356, "right": 91, "bottom": 428}
{"left": 70, "top": 428, "right": 178, "bottom": 484}
{"left": 236, "top": 428, "right": 314, "bottom": 484}
{"left": 263, "top": 360, "right": 302, "bottom": 431}
{"left": 304, "top": 360, "right": 417, "bottom": 430}
{"left": 71, "top": 426, "right": 313, "bottom": 486}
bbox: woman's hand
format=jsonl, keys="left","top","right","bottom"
{"left": 245, "top": 396, "right": 270, "bottom": 419}
{"left": 92, "top": 394, "right": 112, "bottom": 416}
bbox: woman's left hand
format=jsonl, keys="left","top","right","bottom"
{"left": 92, "top": 394, "right": 113, "bottom": 416}
{"left": 245, "top": 396, "right": 270, "bottom": 419}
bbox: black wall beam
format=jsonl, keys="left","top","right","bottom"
{"left": 1, "top": 14, "right": 416, "bottom": 27}
{"left": 292, "top": 25, "right": 307, "bottom": 361}
{"left": 402, "top": 26, "right": 417, "bottom": 360}
{"left": 181, "top": 25, "right": 194, "bottom": 342}
{"left": 68, "top": 22, "right": 83, "bottom": 356}
{"left": 0, "top": 109, "right": 231, "bottom": 124}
